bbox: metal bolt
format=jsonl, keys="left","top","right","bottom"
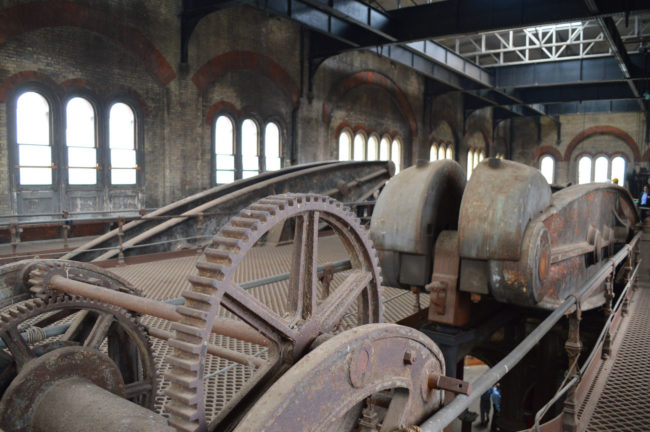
{"left": 403, "top": 350, "right": 416, "bottom": 365}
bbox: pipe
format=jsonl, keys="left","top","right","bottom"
{"left": 419, "top": 239, "right": 636, "bottom": 432}
{"left": 49, "top": 275, "right": 269, "bottom": 347}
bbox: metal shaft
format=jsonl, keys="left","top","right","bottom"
{"left": 49, "top": 274, "right": 269, "bottom": 346}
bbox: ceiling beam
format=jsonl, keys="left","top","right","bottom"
{"left": 545, "top": 99, "right": 642, "bottom": 114}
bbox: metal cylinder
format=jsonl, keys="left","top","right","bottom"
{"left": 32, "top": 377, "right": 173, "bottom": 432}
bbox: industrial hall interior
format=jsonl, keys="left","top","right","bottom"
{"left": 2, "top": 0, "right": 650, "bottom": 431}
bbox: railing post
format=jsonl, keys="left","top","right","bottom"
{"left": 9, "top": 223, "right": 21, "bottom": 255}
{"left": 196, "top": 212, "right": 204, "bottom": 254}
{"left": 562, "top": 305, "right": 582, "bottom": 432}
{"left": 61, "top": 211, "right": 70, "bottom": 249}
{"left": 117, "top": 217, "right": 125, "bottom": 266}
{"left": 602, "top": 274, "right": 613, "bottom": 359}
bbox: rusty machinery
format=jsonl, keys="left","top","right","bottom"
{"left": 0, "top": 158, "right": 641, "bottom": 432}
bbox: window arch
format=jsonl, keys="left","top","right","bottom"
{"left": 446, "top": 146, "right": 453, "bottom": 160}
{"left": 353, "top": 132, "right": 366, "bottom": 161}
{"left": 391, "top": 138, "right": 402, "bottom": 174}
{"left": 109, "top": 102, "right": 137, "bottom": 185}
{"left": 611, "top": 156, "right": 626, "bottom": 186}
{"left": 578, "top": 155, "right": 592, "bottom": 184}
{"left": 338, "top": 130, "right": 352, "bottom": 161}
{"left": 241, "top": 119, "right": 259, "bottom": 179}
{"left": 264, "top": 122, "right": 281, "bottom": 171}
{"left": 16, "top": 91, "right": 52, "bottom": 185}
{"left": 430, "top": 144, "right": 438, "bottom": 161}
{"left": 367, "top": 135, "right": 379, "bottom": 161}
{"left": 467, "top": 150, "right": 474, "bottom": 179}
{"left": 594, "top": 156, "right": 608, "bottom": 183}
{"left": 66, "top": 97, "right": 97, "bottom": 185}
{"left": 214, "top": 115, "right": 235, "bottom": 184}
{"left": 539, "top": 155, "right": 555, "bottom": 184}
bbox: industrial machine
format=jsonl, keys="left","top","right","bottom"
{"left": 0, "top": 159, "right": 640, "bottom": 432}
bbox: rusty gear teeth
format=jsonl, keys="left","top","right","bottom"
{"left": 165, "top": 193, "right": 384, "bottom": 432}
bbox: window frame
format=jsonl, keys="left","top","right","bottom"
{"left": 106, "top": 100, "right": 143, "bottom": 188}
{"left": 64, "top": 94, "right": 99, "bottom": 187}
{"left": 539, "top": 154, "right": 555, "bottom": 184}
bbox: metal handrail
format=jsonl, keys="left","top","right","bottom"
{"left": 419, "top": 233, "right": 641, "bottom": 432}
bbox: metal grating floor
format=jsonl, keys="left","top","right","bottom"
{"left": 108, "top": 235, "right": 427, "bottom": 423}
{"left": 583, "top": 238, "right": 650, "bottom": 431}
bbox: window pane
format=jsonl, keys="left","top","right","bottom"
{"left": 20, "top": 168, "right": 51, "bottom": 186}
{"left": 265, "top": 123, "right": 280, "bottom": 159}
{"left": 19, "top": 144, "right": 51, "bottom": 167}
{"left": 446, "top": 146, "right": 453, "bottom": 160}
{"left": 242, "top": 170, "right": 258, "bottom": 179}
{"left": 438, "top": 146, "right": 445, "bottom": 161}
{"left": 66, "top": 97, "right": 95, "bottom": 148}
{"left": 266, "top": 157, "right": 281, "bottom": 171}
{"left": 217, "top": 155, "right": 234, "bottom": 170}
{"left": 339, "top": 132, "right": 351, "bottom": 161}
{"left": 68, "top": 147, "right": 96, "bottom": 168}
{"left": 242, "top": 119, "right": 258, "bottom": 156}
{"left": 367, "top": 136, "right": 378, "bottom": 161}
{"left": 594, "top": 156, "right": 608, "bottom": 183}
{"left": 540, "top": 155, "right": 554, "bottom": 184}
{"left": 215, "top": 116, "right": 234, "bottom": 155}
{"left": 430, "top": 145, "right": 438, "bottom": 161}
{"left": 467, "top": 150, "right": 474, "bottom": 179}
{"left": 109, "top": 103, "right": 135, "bottom": 149}
{"left": 111, "top": 149, "right": 136, "bottom": 168}
{"left": 242, "top": 155, "right": 259, "bottom": 171}
{"left": 111, "top": 169, "right": 136, "bottom": 185}
{"left": 473, "top": 150, "right": 479, "bottom": 168}
{"left": 216, "top": 170, "right": 234, "bottom": 184}
{"left": 17, "top": 92, "right": 49, "bottom": 146}
{"left": 379, "top": 137, "right": 390, "bottom": 161}
{"left": 353, "top": 134, "right": 365, "bottom": 161}
{"left": 391, "top": 139, "right": 401, "bottom": 174}
{"left": 611, "top": 156, "right": 626, "bottom": 186}
{"left": 479, "top": 151, "right": 485, "bottom": 162}
{"left": 69, "top": 168, "right": 96, "bottom": 185}
{"left": 578, "top": 156, "right": 592, "bottom": 184}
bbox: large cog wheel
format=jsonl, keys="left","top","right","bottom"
{"left": 166, "top": 193, "right": 383, "bottom": 432}
{"left": 0, "top": 296, "right": 157, "bottom": 432}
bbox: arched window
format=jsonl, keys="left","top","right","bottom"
{"left": 467, "top": 150, "right": 474, "bottom": 179}
{"left": 16, "top": 91, "right": 52, "bottom": 185}
{"left": 367, "top": 135, "right": 379, "bottom": 161}
{"left": 338, "top": 131, "right": 352, "bottom": 161}
{"left": 391, "top": 138, "right": 402, "bottom": 174}
{"left": 379, "top": 137, "right": 390, "bottom": 161}
{"left": 430, "top": 144, "right": 438, "bottom": 161}
{"left": 594, "top": 156, "right": 609, "bottom": 183}
{"left": 353, "top": 133, "right": 366, "bottom": 161}
{"left": 109, "top": 103, "right": 137, "bottom": 185}
{"left": 473, "top": 150, "right": 480, "bottom": 170}
{"left": 66, "top": 97, "right": 97, "bottom": 185}
{"left": 215, "top": 116, "right": 235, "bottom": 184}
{"left": 438, "top": 145, "right": 445, "bottom": 161}
{"left": 241, "top": 119, "right": 259, "bottom": 179}
{"left": 578, "top": 156, "right": 592, "bottom": 184}
{"left": 539, "top": 155, "right": 555, "bottom": 184}
{"left": 478, "top": 150, "right": 485, "bottom": 163}
{"left": 264, "top": 122, "right": 281, "bottom": 171}
{"left": 446, "top": 146, "right": 453, "bottom": 160}
{"left": 611, "top": 156, "right": 626, "bottom": 186}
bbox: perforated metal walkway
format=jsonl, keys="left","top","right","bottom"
{"left": 582, "top": 235, "right": 650, "bottom": 431}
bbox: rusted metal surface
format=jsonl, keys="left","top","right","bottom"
{"left": 426, "top": 230, "right": 471, "bottom": 326}
{"left": 62, "top": 161, "right": 392, "bottom": 262}
{"left": 0, "top": 296, "right": 157, "bottom": 431}
{"left": 370, "top": 160, "right": 465, "bottom": 288}
{"left": 32, "top": 377, "right": 173, "bottom": 432}
{"left": 234, "top": 324, "right": 445, "bottom": 432}
{"left": 457, "top": 159, "right": 638, "bottom": 309}
{"left": 166, "top": 193, "right": 383, "bottom": 431}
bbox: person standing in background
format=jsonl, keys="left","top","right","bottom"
{"left": 491, "top": 383, "right": 501, "bottom": 432}
{"left": 479, "top": 386, "right": 493, "bottom": 427}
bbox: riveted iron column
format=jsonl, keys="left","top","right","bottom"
{"left": 602, "top": 275, "right": 614, "bottom": 359}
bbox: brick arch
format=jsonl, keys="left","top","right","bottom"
{"left": 0, "top": 71, "right": 59, "bottom": 102}
{"left": 535, "top": 145, "right": 564, "bottom": 162}
{"left": 464, "top": 125, "right": 493, "bottom": 154}
{"left": 642, "top": 149, "right": 650, "bottom": 162}
{"left": 205, "top": 101, "right": 241, "bottom": 126}
{"left": 322, "top": 71, "right": 417, "bottom": 139}
{"left": 564, "top": 125, "right": 641, "bottom": 161}
{"left": 0, "top": 2, "right": 175, "bottom": 86}
{"left": 192, "top": 51, "right": 300, "bottom": 109}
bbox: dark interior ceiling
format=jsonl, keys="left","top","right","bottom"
{"left": 181, "top": 0, "right": 650, "bottom": 121}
